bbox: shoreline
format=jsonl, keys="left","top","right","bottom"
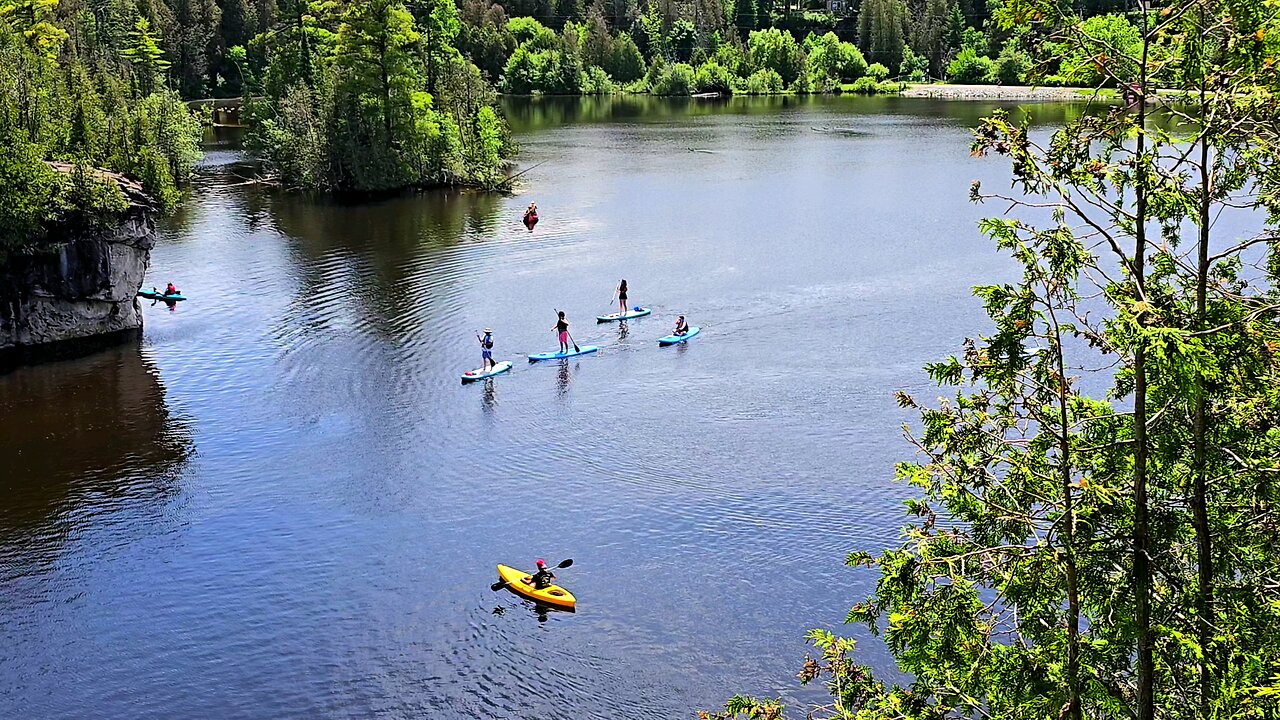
{"left": 900, "top": 83, "right": 1112, "bottom": 101}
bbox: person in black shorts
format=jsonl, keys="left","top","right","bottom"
{"left": 616, "top": 279, "right": 628, "bottom": 315}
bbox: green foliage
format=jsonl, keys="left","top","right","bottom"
{"left": 946, "top": 45, "right": 993, "bottom": 83}
{"left": 846, "top": 75, "right": 882, "bottom": 94}
{"left": 865, "top": 62, "right": 889, "bottom": 81}
{"left": 741, "top": 67, "right": 782, "bottom": 94}
{"left": 121, "top": 17, "right": 170, "bottom": 96}
{"left": 857, "top": 0, "right": 908, "bottom": 71}
{"left": 0, "top": 5, "right": 200, "bottom": 257}
{"left": 1059, "top": 13, "right": 1140, "bottom": 87}
{"left": 668, "top": 18, "right": 697, "bottom": 62}
{"left": 747, "top": 27, "right": 804, "bottom": 86}
{"left": 708, "top": 4, "right": 1280, "bottom": 720}
{"left": 692, "top": 60, "right": 733, "bottom": 94}
{"left": 607, "top": 32, "right": 644, "bottom": 81}
{"left": 579, "top": 64, "right": 614, "bottom": 93}
{"left": 650, "top": 61, "right": 693, "bottom": 95}
{"left": 507, "top": 15, "right": 555, "bottom": 49}
{"left": 806, "top": 31, "right": 867, "bottom": 86}
{"left": 0, "top": 132, "right": 131, "bottom": 261}
{"left": 991, "top": 41, "right": 1028, "bottom": 85}
{"left": 249, "top": 0, "right": 510, "bottom": 191}
{"left": 898, "top": 44, "right": 927, "bottom": 81}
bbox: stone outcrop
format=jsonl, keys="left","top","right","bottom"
{"left": 0, "top": 167, "right": 156, "bottom": 351}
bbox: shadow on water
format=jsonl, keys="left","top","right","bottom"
{"left": 0, "top": 343, "right": 192, "bottom": 567}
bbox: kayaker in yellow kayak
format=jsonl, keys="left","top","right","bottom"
{"left": 523, "top": 559, "right": 556, "bottom": 589}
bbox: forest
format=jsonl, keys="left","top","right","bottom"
{"left": 1, "top": 0, "right": 1147, "bottom": 212}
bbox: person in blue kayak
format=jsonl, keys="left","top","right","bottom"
{"left": 523, "top": 559, "right": 556, "bottom": 589}
{"left": 673, "top": 315, "right": 689, "bottom": 336}
{"left": 477, "top": 328, "right": 495, "bottom": 371}
{"left": 554, "top": 311, "right": 570, "bottom": 353}
{"left": 616, "top": 279, "right": 628, "bottom": 315}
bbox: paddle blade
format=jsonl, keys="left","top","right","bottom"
{"left": 557, "top": 558, "right": 574, "bottom": 569}
{"left": 490, "top": 580, "right": 507, "bottom": 592}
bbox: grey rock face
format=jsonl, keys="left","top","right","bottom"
{"left": 0, "top": 209, "right": 156, "bottom": 350}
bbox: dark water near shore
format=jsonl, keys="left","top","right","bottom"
{"left": 3, "top": 95, "right": 1096, "bottom": 718}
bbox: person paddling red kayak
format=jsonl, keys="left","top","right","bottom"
{"left": 523, "top": 203, "right": 538, "bottom": 229}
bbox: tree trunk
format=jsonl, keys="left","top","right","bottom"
{"left": 1133, "top": 20, "right": 1154, "bottom": 720}
{"left": 1192, "top": 26, "right": 1215, "bottom": 713}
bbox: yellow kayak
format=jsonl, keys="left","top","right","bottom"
{"left": 496, "top": 564, "right": 576, "bottom": 611}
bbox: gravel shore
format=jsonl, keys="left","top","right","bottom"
{"left": 901, "top": 83, "right": 1109, "bottom": 101}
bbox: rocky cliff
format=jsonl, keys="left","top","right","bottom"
{"left": 0, "top": 168, "right": 156, "bottom": 352}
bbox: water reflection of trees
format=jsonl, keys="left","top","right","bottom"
{"left": 501, "top": 94, "right": 1113, "bottom": 134}
{"left": 266, "top": 188, "right": 505, "bottom": 344}
{"left": 0, "top": 344, "right": 192, "bottom": 561}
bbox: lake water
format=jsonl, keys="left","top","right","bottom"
{"left": 1, "top": 95, "right": 1090, "bottom": 718}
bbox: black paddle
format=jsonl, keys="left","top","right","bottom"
{"left": 491, "top": 558, "right": 573, "bottom": 592}
{"left": 554, "top": 309, "right": 580, "bottom": 353}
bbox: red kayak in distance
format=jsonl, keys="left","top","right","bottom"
{"left": 523, "top": 212, "right": 538, "bottom": 229}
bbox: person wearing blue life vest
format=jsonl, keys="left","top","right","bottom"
{"left": 477, "top": 329, "right": 496, "bottom": 371}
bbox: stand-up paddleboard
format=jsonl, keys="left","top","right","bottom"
{"left": 138, "top": 290, "right": 186, "bottom": 301}
{"left": 461, "top": 360, "right": 513, "bottom": 383}
{"left": 528, "top": 346, "right": 599, "bottom": 362}
{"left": 596, "top": 307, "right": 651, "bottom": 323}
{"left": 658, "top": 326, "right": 700, "bottom": 345}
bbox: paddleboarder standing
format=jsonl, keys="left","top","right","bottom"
{"left": 477, "top": 328, "right": 495, "bottom": 371}
{"left": 616, "top": 279, "right": 628, "bottom": 315}
{"left": 554, "top": 311, "right": 570, "bottom": 353}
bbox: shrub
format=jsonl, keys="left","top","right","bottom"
{"left": 651, "top": 63, "right": 695, "bottom": 96}
{"left": 507, "top": 17, "right": 557, "bottom": 51}
{"left": 580, "top": 66, "right": 616, "bottom": 94}
{"left": 747, "top": 28, "right": 805, "bottom": 86}
{"left": 848, "top": 76, "right": 881, "bottom": 94}
{"left": 806, "top": 32, "right": 867, "bottom": 85}
{"left": 899, "top": 45, "right": 928, "bottom": 82}
{"left": 607, "top": 33, "right": 646, "bottom": 82}
{"left": 947, "top": 47, "right": 994, "bottom": 84}
{"left": 693, "top": 61, "right": 735, "bottom": 94}
{"left": 866, "top": 63, "right": 889, "bottom": 81}
{"left": 742, "top": 68, "right": 784, "bottom": 94}
{"left": 992, "top": 44, "right": 1029, "bottom": 85}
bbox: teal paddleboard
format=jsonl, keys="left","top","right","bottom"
{"left": 597, "top": 307, "right": 651, "bottom": 323}
{"left": 461, "top": 360, "right": 513, "bottom": 382}
{"left": 528, "top": 346, "right": 600, "bottom": 362}
{"left": 658, "top": 326, "right": 700, "bottom": 345}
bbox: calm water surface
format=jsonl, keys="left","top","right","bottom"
{"left": 2, "top": 96, "right": 1090, "bottom": 718}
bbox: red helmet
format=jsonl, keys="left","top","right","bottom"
{"left": 535, "top": 559, "right": 546, "bottom": 568}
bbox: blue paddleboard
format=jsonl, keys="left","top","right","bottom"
{"left": 658, "top": 326, "right": 700, "bottom": 345}
{"left": 528, "top": 346, "right": 600, "bottom": 362}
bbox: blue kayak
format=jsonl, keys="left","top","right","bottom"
{"left": 658, "top": 326, "right": 701, "bottom": 345}
{"left": 139, "top": 290, "right": 186, "bottom": 301}
{"left": 528, "top": 346, "right": 600, "bottom": 362}
{"left": 461, "top": 360, "right": 513, "bottom": 383}
{"left": 597, "top": 307, "right": 651, "bottom": 323}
